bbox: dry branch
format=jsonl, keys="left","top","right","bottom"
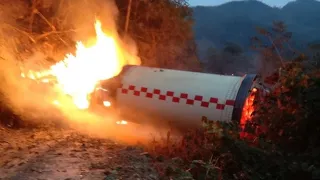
{"left": 3, "top": 23, "right": 36, "bottom": 43}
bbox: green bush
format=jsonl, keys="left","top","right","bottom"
{"left": 148, "top": 22, "right": 320, "bottom": 180}
{"left": 248, "top": 61, "right": 320, "bottom": 153}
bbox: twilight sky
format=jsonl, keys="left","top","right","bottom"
{"left": 188, "top": 0, "right": 304, "bottom": 7}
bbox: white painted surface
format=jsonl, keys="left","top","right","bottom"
{"left": 116, "top": 66, "right": 244, "bottom": 127}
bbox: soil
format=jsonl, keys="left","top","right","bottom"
{"left": 0, "top": 126, "right": 159, "bottom": 180}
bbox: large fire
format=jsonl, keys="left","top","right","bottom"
{"left": 21, "top": 19, "right": 139, "bottom": 109}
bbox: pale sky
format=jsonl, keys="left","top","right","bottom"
{"left": 188, "top": 0, "right": 312, "bottom": 7}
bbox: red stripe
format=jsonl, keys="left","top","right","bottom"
{"left": 128, "top": 85, "right": 135, "bottom": 90}
{"left": 172, "top": 97, "right": 180, "bottom": 103}
{"left": 194, "top": 95, "right": 203, "bottom": 101}
{"left": 216, "top": 104, "right": 225, "bottom": 110}
{"left": 119, "top": 85, "right": 235, "bottom": 110}
{"left": 159, "top": 95, "right": 166, "bottom": 100}
{"left": 154, "top": 89, "right": 161, "bottom": 94}
{"left": 133, "top": 91, "right": 140, "bottom": 96}
{"left": 122, "top": 89, "right": 128, "bottom": 94}
{"left": 141, "top": 87, "right": 148, "bottom": 92}
{"left": 210, "top": 97, "right": 218, "bottom": 103}
{"left": 226, "top": 100, "right": 235, "bottom": 106}
{"left": 166, "top": 91, "right": 174, "bottom": 96}
{"left": 186, "top": 99, "right": 194, "bottom": 105}
{"left": 180, "top": 93, "right": 188, "bottom": 99}
{"left": 201, "top": 102, "right": 209, "bottom": 108}
{"left": 146, "top": 93, "right": 153, "bottom": 98}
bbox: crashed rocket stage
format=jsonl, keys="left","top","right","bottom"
{"left": 92, "top": 65, "right": 259, "bottom": 129}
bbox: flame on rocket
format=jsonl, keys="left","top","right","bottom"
{"left": 21, "top": 19, "right": 140, "bottom": 109}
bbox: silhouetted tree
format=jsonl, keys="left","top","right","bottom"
{"left": 251, "top": 21, "right": 297, "bottom": 80}
{"left": 204, "top": 46, "right": 224, "bottom": 74}
{"left": 223, "top": 42, "right": 243, "bottom": 56}
{"left": 25, "top": 0, "right": 201, "bottom": 71}
{"left": 116, "top": 0, "right": 201, "bottom": 71}
{"left": 308, "top": 42, "right": 320, "bottom": 68}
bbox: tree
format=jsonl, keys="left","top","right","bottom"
{"left": 203, "top": 46, "right": 224, "bottom": 74}
{"left": 115, "top": 0, "right": 201, "bottom": 71}
{"left": 21, "top": 0, "right": 201, "bottom": 71}
{"left": 251, "top": 21, "right": 296, "bottom": 81}
{"left": 247, "top": 22, "right": 320, "bottom": 153}
{"left": 223, "top": 42, "right": 243, "bottom": 56}
{"left": 204, "top": 44, "right": 254, "bottom": 75}
{"left": 308, "top": 42, "right": 320, "bottom": 68}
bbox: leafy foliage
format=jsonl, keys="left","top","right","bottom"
{"left": 203, "top": 43, "right": 255, "bottom": 75}
{"left": 247, "top": 22, "right": 320, "bottom": 153}
{"left": 115, "top": 0, "right": 201, "bottom": 71}
{"left": 148, "top": 21, "right": 320, "bottom": 180}
{"left": 308, "top": 42, "right": 320, "bottom": 68}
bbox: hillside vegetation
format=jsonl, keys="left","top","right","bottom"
{"left": 193, "top": 0, "right": 320, "bottom": 76}
{"left": 194, "top": 0, "right": 320, "bottom": 54}
{"left": 149, "top": 20, "right": 320, "bottom": 179}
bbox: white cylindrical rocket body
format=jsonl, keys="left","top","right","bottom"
{"left": 99, "top": 65, "right": 257, "bottom": 128}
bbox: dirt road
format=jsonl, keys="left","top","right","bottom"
{"left": 0, "top": 126, "right": 159, "bottom": 180}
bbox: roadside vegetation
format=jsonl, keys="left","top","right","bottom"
{"left": 147, "top": 21, "right": 320, "bottom": 180}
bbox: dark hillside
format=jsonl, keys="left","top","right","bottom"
{"left": 193, "top": 0, "right": 320, "bottom": 59}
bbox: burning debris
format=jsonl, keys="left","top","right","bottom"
{"left": 240, "top": 87, "right": 258, "bottom": 127}
{"left": 20, "top": 19, "right": 140, "bottom": 110}
{"left": 0, "top": 0, "right": 150, "bottom": 141}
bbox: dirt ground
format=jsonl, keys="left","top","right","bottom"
{"left": 0, "top": 126, "right": 159, "bottom": 180}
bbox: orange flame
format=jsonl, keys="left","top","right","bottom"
{"left": 21, "top": 19, "right": 140, "bottom": 109}
{"left": 116, "top": 120, "right": 128, "bottom": 125}
{"left": 239, "top": 87, "right": 258, "bottom": 140}
{"left": 240, "top": 88, "right": 257, "bottom": 127}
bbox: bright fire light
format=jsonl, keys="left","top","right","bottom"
{"left": 103, "top": 101, "right": 111, "bottom": 107}
{"left": 240, "top": 87, "right": 257, "bottom": 127}
{"left": 116, "top": 120, "right": 128, "bottom": 125}
{"left": 21, "top": 19, "right": 139, "bottom": 109}
{"left": 239, "top": 87, "right": 258, "bottom": 140}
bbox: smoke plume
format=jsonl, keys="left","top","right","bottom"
{"left": 0, "top": 0, "right": 170, "bottom": 145}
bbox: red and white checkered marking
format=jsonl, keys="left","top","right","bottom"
{"left": 119, "top": 84, "right": 235, "bottom": 110}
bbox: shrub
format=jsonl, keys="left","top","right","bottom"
{"left": 248, "top": 60, "right": 320, "bottom": 153}
{"left": 148, "top": 22, "right": 320, "bottom": 180}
